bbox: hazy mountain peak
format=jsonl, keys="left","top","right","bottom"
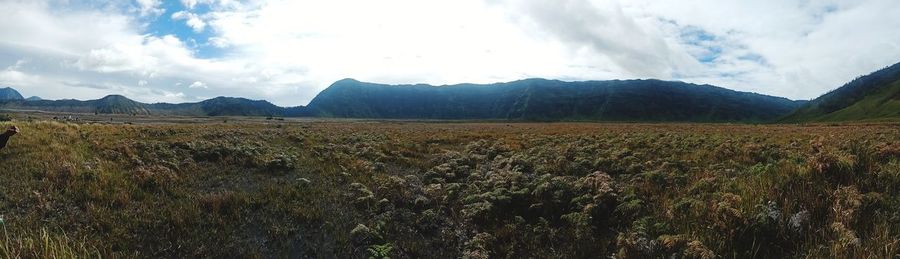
{"left": 334, "top": 78, "right": 361, "bottom": 84}
{"left": 99, "top": 94, "right": 133, "bottom": 101}
{"left": 0, "top": 87, "right": 24, "bottom": 100}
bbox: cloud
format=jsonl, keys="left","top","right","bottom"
{"left": 0, "top": 1, "right": 307, "bottom": 104}
{"left": 181, "top": 0, "right": 199, "bottom": 9}
{"left": 0, "top": 1, "right": 199, "bottom": 103}
{"left": 11, "top": 59, "right": 28, "bottom": 70}
{"left": 203, "top": 1, "right": 586, "bottom": 95}
{"left": 188, "top": 81, "right": 207, "bottom": 88}
{"left": 646, "top": 0, "right": 899, "bottom": 98}
{"left": 171, "top": 11, "right": 207, "bottom": 33}
{"left": 136, "top": 0, "right": 164, "bottom": 17}
{"left": 180, "top": 0, "right": 220, "bottom": 10}
{"left": 0, "top": 68, "right": 41, "bottom": 87}
{"left": 489, "top": 0, "right": 698, "bottom": 78}
{"left": 63, "top": 81, "right": 114, "bottom": 90}
{"left": 0, "top": 0, "right": 899, "bottom": 106}
{"left": 207, "top": 37, "right": 230, "bottom": 48}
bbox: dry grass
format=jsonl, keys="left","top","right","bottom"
{"left": 0, "top": 120, "right": 897, "bottom": 258}
{"left": 0, "top": 227, "right": 100, "bottom": 259}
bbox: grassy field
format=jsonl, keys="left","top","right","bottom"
{"left": 0, "top": 119, "right": 897, "bottom": 258}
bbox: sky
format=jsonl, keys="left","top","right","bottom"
{"left": 1, "top": 0, "right": 899, "bottom": 106}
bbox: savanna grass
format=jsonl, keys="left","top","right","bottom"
{"left": 0, "top": 121, "right": 896, "bottom": 258}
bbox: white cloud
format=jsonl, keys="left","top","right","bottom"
{"left": 0, "top": 1, "right": 205, "bottom": 103}
{"left": 163, "top": 91, "right": 186, "bottom": 99}
{"left": 181, "top": 0, "right": 199, "bottom": 9}
{"left": 188, "top": 81, "right": 207, "bottom": 88}
{"left": 136, "top": 0, "right": 164, "bottom": 17}
{"left": 171, "top": 11, "right": 207, "bottom": 33}
{"left": 0, "top": 68, "right": 41, "bottom": 87}
{"left": 181, "top": 0, "right": 221, "bottom": 10}
{"left": 11, "top": 59, "right": 28, "bottom": 70}
{"left": 207, "top": 37, "right": 230, "bottom": 48}
{"left": 204, "top": 1, "right": 579, "bottom": 94}
{"left": 0, "top": 0, "right": 899, "bottom": 106}
{"left": 489, "top": 0, "right": 698, "bottom": 79}
{"left": 614, "top": 0, "right": 900, "bottom": 98}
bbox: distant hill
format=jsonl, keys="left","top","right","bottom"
{"left": 2, "top": 95, "right": 152, "bottom": 115}
{"left": 25, "top": 96, "right": 43, "bottom": 101}
{"left": 96, "top": 95, "right": 152, "bottom": 114}
{"left": 307, "top": 79, "right": 807, "bottom": 122}
{"left": 781, "top": 62, "right": 900, "bottom": 122}
{"left": 0, "top": 94, "right": 308, "bottom": 117}
{"left": 0, "top": 87, "right": 24, "bottom": 100}
{"left": 149, "top": 97, "right": 295, "bottom": 117}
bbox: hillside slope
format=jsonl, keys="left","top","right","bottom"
{"left": 781, "top": 62, "right": 900, "bottom": 122}
{"left": 308, "top": 79, "right": 806, "bottom": 122}
{"left": 0, "top": 87, "right": 24, "bottom": 100}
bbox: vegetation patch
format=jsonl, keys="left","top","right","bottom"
{"left": 0, "top": 121, "right": 897, "bottom": 257}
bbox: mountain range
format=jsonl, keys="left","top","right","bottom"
{"left": 308, "top": 79, "right": 805, "bottom": 122}
{"left": 0, "top": 79, "right": 803, "bottom": 122}
{"left": 780, "top": 62, "right": 900, "bottom": 122}
{"left": 0, "top": 94, "right": 313, "bottom": 117}
{"left": 2, "top": 61, "right": 899, "bottom": 122}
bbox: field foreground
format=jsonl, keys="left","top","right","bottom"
{"left": 0, "top": 121, "right": 898, "bottom": 258}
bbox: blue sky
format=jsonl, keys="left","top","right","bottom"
{"left": 1, "top": 0, "right": 899, "bottom": 106}
{"left": 678, "top": 26, "right": 723, "bottom": 64}
{"left": 144, "top": 1, "right": 222, "bottom": 58}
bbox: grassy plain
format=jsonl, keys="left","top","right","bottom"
{"left": 0, "top": 117, "right": 897, "bottom": 258}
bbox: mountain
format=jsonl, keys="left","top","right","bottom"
{"left": 25, "top": 96, "right": 43, "bottom": 101}
{"left": 95, "top": 95, "right": 152, "bottom": 114}
{"left": 307, "top": 78, "right": 807, "bottom": 122}
{"left": 781, "top": 62, "right": 900, "bottom": 122}
{"left": 0, "top": 78, "right": 810, "bottom": 122}
{"left": 149, "top": 97, "right": 292, "bottom": 117}
{"left": 0, "top": 87, "right": 24, "bottom": 100}
{"left": 0, "top": 93, "right": 307, "bottom": 117}
{"left": 1, "top": 95, "right": 151, "bottom": 115}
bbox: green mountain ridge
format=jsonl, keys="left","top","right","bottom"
{"left": 150, "top": 97, "right": 294, "bottom": 117}
{"left": 5, "top": 61, "right": 900, "bottom": 122}
{"left": 23, "top": 69, "right": 900, "bottom": 123}
{"left": 1, "top": 78, "right": 810, "bottom": 122}
{"left": 781, "top": 61, "right": 900, "bottom": 122}
{"left": 308, "top": 78, "right": 807, "bottom": 122}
